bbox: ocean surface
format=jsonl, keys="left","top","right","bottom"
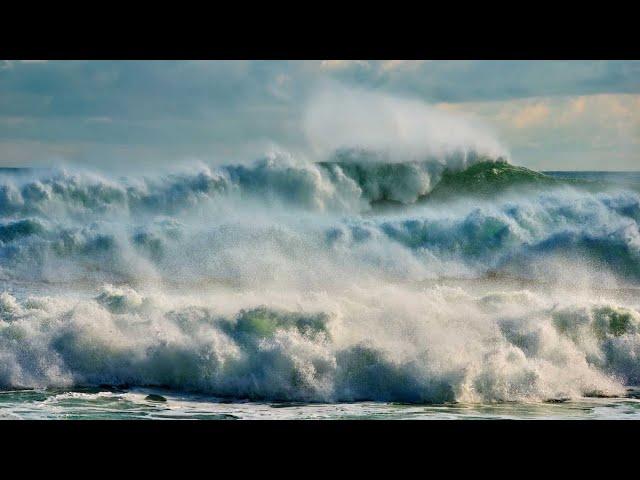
{"left": 2, "top": 155, "right": 640, "bottom": 420}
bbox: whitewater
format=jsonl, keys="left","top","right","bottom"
{"left": 1, "top": 88, "right": 640, "bottom": 419}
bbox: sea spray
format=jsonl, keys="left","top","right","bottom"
{"left": 0, "top": 283, "right": 634, "bottom": 402}
{"left": 1, "top": 154, "right": 640, "bottom": 402}
{"left": 1, "top": 159, "right": 639, "bottom": 285}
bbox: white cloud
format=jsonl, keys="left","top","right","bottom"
{"left": 510, "top": 103, "right": 551, "bottom": 128}
{"left": 379, "top": 60, "right": 428, "bottom": 72}
{"left": 319, "top": 60, "right": 370, "bottom": 70}
{"left": 435, "top": 93, "right": 640, "bottom": 169}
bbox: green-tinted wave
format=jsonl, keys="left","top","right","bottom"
{"left": 427, "top": 160, "right": 565, "bottom": 200}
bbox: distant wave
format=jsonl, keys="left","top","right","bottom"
{"left": 1, "top": 154, "right": 639, "bottom": 284}
{"left": 0, "top": 150, "right": 499, "bottom": 219}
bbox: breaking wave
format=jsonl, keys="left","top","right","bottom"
{"left": 1, "top": 152, "right": 640, "bottom": 402}
{"left": 1, "top": 155, "right": 638, "bottom": 285}
{"left": 0, "top": 284, "right": 637, "bottom": 402}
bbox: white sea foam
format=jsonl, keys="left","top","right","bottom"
{"left": 1, "top": 162, "right": 639, "bottom": 287}
{"left": 0, "top": 282, "right": 636, "bottom": 402}
{"left": 1, "top": 92, "right": 639, "bottom": 402}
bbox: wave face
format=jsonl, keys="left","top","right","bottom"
{"left": 1, "top": 155, "right": 640, "bottom": 403}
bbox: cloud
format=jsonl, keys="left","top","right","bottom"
{"left": 0, "top": 61, "right": 638, "bottom": 169}
{"left": 374, "top": 60, "right": 430, "bottom": 72}
{"left": 435, "top": 93, "right": 640, "bottom": 169}
{"left": 320, "top": 60, "right": 370, "bottom": 70}
{"left": 318, "top": 60, "right": 640, "bottom": 102}
{"left": 511, "top": 103, "right": 551, "bottom": 129}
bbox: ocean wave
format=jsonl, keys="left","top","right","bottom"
{"left": 2, "top": 155, "right": 640, "bottom": 402}
{"left": 0, "top": 151, "right": 502, "bottom": 220}
{"left": 0, "top": 284, "right": 636, "bottom": 402}
{"left": 1, "top": 170, "right": 639, "bottom": 285}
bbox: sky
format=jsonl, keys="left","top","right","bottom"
{"left": 0, "top": 60, "right": 638, "bottom": 171}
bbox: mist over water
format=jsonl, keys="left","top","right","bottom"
{"left": 1, "top": 86, "right": 640, "bottom": 411}
{"left": 303, "top": 83, "right": 509, "bottom": 162}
